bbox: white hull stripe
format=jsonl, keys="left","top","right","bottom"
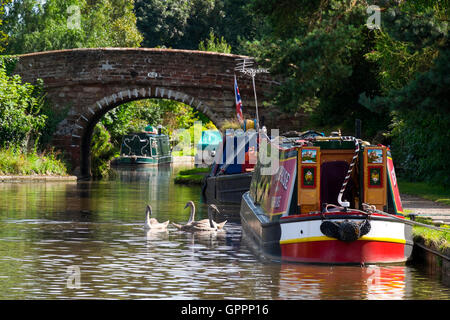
{"left": 280, "top": 236, "right": 406, "bottom": 245}
{"left": 280, "top": 219, "right": 406, "bottom": 244}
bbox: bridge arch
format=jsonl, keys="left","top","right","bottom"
{"left": 74, "top": 87, "right": 217, "bottom": 177}
{"left": 12, "top": 48, "right": 301, "bottom": 178}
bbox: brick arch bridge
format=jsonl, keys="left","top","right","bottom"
{"left": 13, "top": 48, "right": 302, "bottom": 178}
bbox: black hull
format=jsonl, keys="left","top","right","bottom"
{"left": 240, "top": 191, "right": 281, "bottom": 260}
{"left": 202, "top": 172, "right": 252, "bottom": 205}
{"left": 240, "top": 191, "right": 414, "bottom": 264}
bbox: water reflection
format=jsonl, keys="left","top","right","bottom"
{"left": 0, "top": 167, "right": 449, "bottom": 299}
{"left": 278, "top": 264, "right": 408, "bottom": 300}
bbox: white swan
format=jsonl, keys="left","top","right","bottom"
{"left": 172, "top": 201, "right": 225, "bottom": 232}
{"left": 144, "top": 204, "right": 169, "bottom": 230}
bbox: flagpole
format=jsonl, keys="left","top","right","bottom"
{"left": 251, "top": 74, "right": 260, "bottom": 132}
{"left": 234, "top": 73, "right": 243, "bottom": 124}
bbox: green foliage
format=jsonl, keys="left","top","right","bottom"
{"left": 362, "top": 49, "right": 450, "bottom": 186}
{"left": 364, "top": 31, "right": 439, "bottom": 93}
{"left": 0, "top": 63, "right": 46, "bottom": 149}
{"left": 0, "top": 147, "right": 68, "bottom": 175}
{"left": 0, "top": 54, "right": 18, "bottom": 75}
{"left": 199, "top": 31, "right": 231, "bottom": 53}
{"left": 38, "top": 97, "right": 70, "bottom": 149}
{"left": 90, "top": 123, "right": 116, "bottom": 179}
{"left": 247, "top": 0, "right": 387, "bottom": 137}
{"left": 135, "top": 0, "right": 263, "bottom": 53}
{"left": 250, "top": 0, "right": 449, "bottom": 186}
{"left": 101, "top": 99, "right": 207, "bottom": 147}
{"left": 1, "top": 0, "right": 143, "bottom": 54}
{"left": 0, "top": 0, "right": 9, "bottom": 52}
{"left": 359, "top": 1, "right": 449, "bottom": 186}
{"left": 1, "top": 0, "right": 144, "bottom": 178}
{"left": 134, "top": 0, "right": 192, "bottom": 48}
{"left": 0, "top": 58, "right": 64, "bottom": 152}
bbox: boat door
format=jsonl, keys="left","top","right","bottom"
{"left": 150, "top": 137, "right": 158, "bottom": 157}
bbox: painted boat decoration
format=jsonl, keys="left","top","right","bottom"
{"left": 112, "top": 126, "right": 172, "bottom": 166}
{"left": 240, "top": 131, "right": 412, "bottom": 264}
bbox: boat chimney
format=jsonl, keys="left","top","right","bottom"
{"left": 355, "top": 119, "right": 361, "bottom": 139}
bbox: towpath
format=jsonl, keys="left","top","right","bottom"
{"left": 401, "top": 194, "right": 450, "bottom": 225}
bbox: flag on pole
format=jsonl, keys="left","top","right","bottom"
{"left": 234, "top": 74, "right": 244, "bottom": 123}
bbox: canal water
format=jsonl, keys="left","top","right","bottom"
{"left": 0, "top": 167, "right": 449, "bottom": 300}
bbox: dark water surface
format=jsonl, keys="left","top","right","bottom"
{"left": 0, "top": 166, "right": 449, "bottom": 300}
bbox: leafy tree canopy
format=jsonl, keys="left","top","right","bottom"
{"left": 1, "top": 0, "right": 143, "bottom": 54}
{"left": 249, "top": 0, "right": 449, "bottom": 185}
{"left": 135, "top": 0, "right": 265, "bottom": 53}
{"left": 199, "top": 31, "right": 231, "bottom": 53}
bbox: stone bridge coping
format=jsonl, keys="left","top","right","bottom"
{"left": 18, "top": 47, "right": 251, "bottom": 59}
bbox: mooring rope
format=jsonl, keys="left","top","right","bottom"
{"left": 362, "top": 203, "right": 450, "bottom": 233}
{"left": 337, "top": 136, "right": 360, "bottom": 207}
{"left": 323, "top": 202, "right": 449, "bottom": 233}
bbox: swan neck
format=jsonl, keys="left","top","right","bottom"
{"left": 208, "top": 209, "right": 214, "bottom": 228}
{"left": 146, "top": 206, "right": 152, "bottom": 226}
{"left": 187, "top": 203, "right": 195, "bottom": 224}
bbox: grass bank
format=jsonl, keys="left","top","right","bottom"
{"left": 174, "top": 167, "right": 210, "bottom": 185}
{"left": 0, "top": 148, "right": 68, "bottom": 176}
{"left": 398, "top": 179, "right": 450, "bottom": 255}
{"left": 410, "top": 215, "right": 450, "bottom": 256}
{"left": 399, "top": 179, "right": 450, "bottom": 206}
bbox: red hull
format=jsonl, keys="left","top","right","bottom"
{"left": 281, "top": 240, "right": 406, "bottom": 264}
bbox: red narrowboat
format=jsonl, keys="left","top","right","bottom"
{"left": 240, "top": 131, "right": 412, "bottom": 264}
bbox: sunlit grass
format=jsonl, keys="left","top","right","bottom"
{"left": 408, "top": 215, "right": 450, "bottom": 254}
{"left": 0, "top": 148, "right": 68, "bottom": 176}
{"left": 398, "top": 179, "right": 450, "bottom": 254}
{"left": 174, "top": 167, "right": 210, "bottom": 185}
{"left": 178, "top": 168, "right": 210, "bottom": 175}
{"left": 413, "top": 226, "right": 450, "bottom": 253}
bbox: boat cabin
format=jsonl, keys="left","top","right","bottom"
{"left": 202, "top": 130, "right": 258, "bottom": 205}
{"left": 210, "top": 130, "right": 258, "bottom": 176}
{"left": 249, "top": 134, "right": 403, "bottom": 221}
{"left": 194, "top": 130, "right": 223, "bottom": 166}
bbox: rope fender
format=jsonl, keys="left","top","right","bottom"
{"left": 320, "top": 219, "right": 371, "bottom": 242}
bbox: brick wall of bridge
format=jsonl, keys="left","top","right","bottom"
{"left": 14, "top": 48, "right": 306, "bottom": 177}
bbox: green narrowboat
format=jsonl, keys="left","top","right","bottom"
{"left": 112, "top": 126, "right": 172, "bottom": 166}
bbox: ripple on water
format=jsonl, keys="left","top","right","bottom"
{"left": 1, "top": 178, "right": 450, "bottom": 300}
